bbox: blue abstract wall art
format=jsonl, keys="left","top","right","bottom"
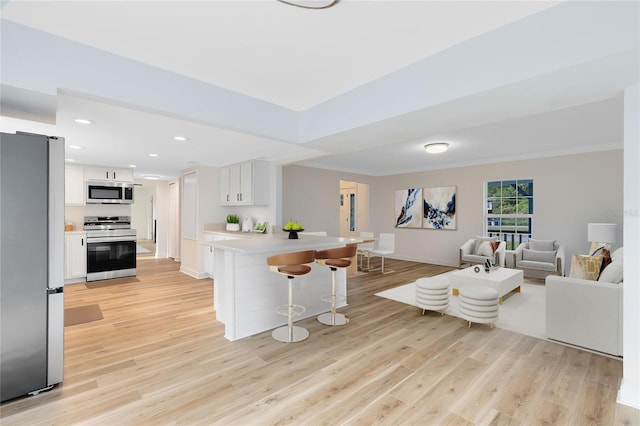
{"left": 423, "top": 186, "right": 457, "bottom": 230}
{"left": 395, "top": 188, "right": 422, "bottom": 228}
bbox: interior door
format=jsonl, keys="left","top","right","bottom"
{"left": 339, "top": 188, "right": 357, "bottom": 236}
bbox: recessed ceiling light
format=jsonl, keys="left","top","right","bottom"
{"left": 65, "top": 158, "right": 75, "bottom": 162}
{"left": 68, "top": 145, "right": 85, "bottom": 150}
{"left": 424, "top": 142, "right": 450, "bottom": 154}
{"left": 128, "top": 164, "right": 137, "bottom": 168}
{"left": 149, "top": 153, "right": 159, "bottom": 157}
{"left": 144, "top": 175, "right": 161, "bottom": 180}
{"left": 74, "top": 118, "right": 92, "bottom": 125}
{"left": 173, "top": 136, "right": 188, "bottom": 141}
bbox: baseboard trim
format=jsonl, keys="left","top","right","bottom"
{"left": 179, "top": 266, "right": 207, "bottom": 279}
{"left": 617, "top": 378, "right": 640, "bottom": 409}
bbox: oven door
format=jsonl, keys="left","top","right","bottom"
{"left": 86, "top": 237, "right": 137, "bottom": 281}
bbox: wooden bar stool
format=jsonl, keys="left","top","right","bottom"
{"left": 315, "top": 245, "right": 357, "bottom": 326}
{"left": 266, "top": 250, "right": 316, "bottom": 343}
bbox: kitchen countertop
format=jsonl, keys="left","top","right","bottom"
{"left": 65, "top": 230, "right": 87, "bottom": 235}
{"left": 202, "top": 223, "right": 362, "bottom": 255}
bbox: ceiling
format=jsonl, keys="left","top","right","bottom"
{"left": 0, "top": 0, "right": 636, "bottom": 179}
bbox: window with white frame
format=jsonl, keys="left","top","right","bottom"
{"left": 485, "top": 179, "right": 533, "bottom": 250}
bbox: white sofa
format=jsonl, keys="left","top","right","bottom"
{"left": 545, "top": 251, "right": 623, "bottom": 356}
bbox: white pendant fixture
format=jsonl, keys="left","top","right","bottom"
{"left": 424, "top": 142, "right": 450, "bottom": 154}
{"left": 276, "top": 0, "right": 339, "bottom": 9}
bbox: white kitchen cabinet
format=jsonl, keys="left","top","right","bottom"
{"left": 200, "top": 233, "right": 240, "bottom": 278}
{"left": 203, "top": 245, "right": 215, "bottom": 277}
{"left": 85, "top": 167, "right": 133, "bottom": 182}
{"left": 219, "top": 160, "right": 269, "bottom": 206}
{"left": 65, "top": 164, "right": 85, "bottom": 206}
{"left": 219, "top": 166, "right": 231, "bottom": 205}
{"left": 65, "top": 233, "right": 87, "bottom": 282}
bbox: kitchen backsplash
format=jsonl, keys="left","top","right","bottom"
{"left": 65, "top": 204, "right": 132, "bottom": 231}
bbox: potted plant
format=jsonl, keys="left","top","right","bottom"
{"left": 226, "top": 214, "right": 240, "bottom": 232}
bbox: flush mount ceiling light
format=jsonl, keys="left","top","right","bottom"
{"left": 74, "top": 118, "right": 92, "bottom": 125}
{"left": 276, "top": 0, "right": 339, "bottom": 9}
{"left": 128, "top": 164, "right": 137, "bottom": 168}
{"left": 173, "top": 136, "right": 188, "bottom": 141}
{"left": 424, "top": 142, "right": 450, "bottom": 154}
{"left": 149, "top": 153, "right": 159, "bottom": 157}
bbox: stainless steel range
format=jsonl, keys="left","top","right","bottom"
{"left": 84, "top": 216, "right": 136, "bottom": 282}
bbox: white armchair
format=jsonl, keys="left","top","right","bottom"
{"left": 459, "top": 237, "right": 506, "bottom": 268}
{"left": 514, "top": 239, "right": 565, "bottom": 278}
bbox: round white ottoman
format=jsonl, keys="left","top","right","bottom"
{"left": 415, "top": 277, "right": 450, "bottom": 315}
{"left": 458, "top": 285, "right": 499, "bottom": 328}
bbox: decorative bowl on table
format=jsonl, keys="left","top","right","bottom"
{"left": 283, "top": 228, "right": 304, "bottom": 239}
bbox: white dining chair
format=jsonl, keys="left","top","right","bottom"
{"left": 370, "top": 233, "right": 395, "bottom": 274}
{"left": 357, "top": 232, "right": 375, "bottom": 271}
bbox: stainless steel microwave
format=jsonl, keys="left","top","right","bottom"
{"left": 86, "top": 181, "right": 134, "bottom": 204}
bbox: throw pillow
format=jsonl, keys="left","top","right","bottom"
{"left": 522, "top": 248, "right": 556, "bottom": 264}
{"left": 530, "top": 239, "right": 555, "bottom": 251}
{"left": 611, "top": 247, "right": 624, "bottom": 263}
{"left": 600, "top": 248, "right": 612, "bottom": 273}
{"left": 476, "top": 241, "right": 495, "bottom": 257}
{"left": 474, "top": 236, "right": 497, "bottom": 254}
{"left": 569, "top": 254, "right": 603, "bottom": 281}
{"left": 598, "top": 261, "right": 623, "bottom": 283}
{"left": 589, "top": 242, "right": 611, "bottom": 257}
{"left": 490, "top": 241, "right": 501, "bottom": 252}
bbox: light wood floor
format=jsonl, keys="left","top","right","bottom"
{"left": 1, "top": 258, "right": 638, "bottom": 425}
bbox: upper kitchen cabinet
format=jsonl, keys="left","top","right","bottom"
{"left": 85, "top": 167, "right": 133, "bottom": 183}
{"left": 65, "top": 164, "right": 85, "bottom": 206}
{"left": 219, "top": 160, "right": 270, "bottom": 206}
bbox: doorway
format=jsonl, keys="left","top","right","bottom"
{"left": 339, "top": 180, "right": 370, "bottom": 237}
{"left": 132, "top": 181, "right": 156, "bottom": 257}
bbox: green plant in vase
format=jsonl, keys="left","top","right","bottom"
{"left": 226, "top": 214, "right": 240, "bottom": 231}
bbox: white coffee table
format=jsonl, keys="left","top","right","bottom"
{"left": 450, "top": 266, "right": 523, "bottom": 304}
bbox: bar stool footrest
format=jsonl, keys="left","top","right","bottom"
{"left": 275, "top": 304, "right": 306, "bottom": 317}
{"left": 320, "top": 293, "right": 346, "bottom": 304}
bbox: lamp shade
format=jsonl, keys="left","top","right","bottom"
{"left": 587, "top": 223, "right": 617, "bottom": 244}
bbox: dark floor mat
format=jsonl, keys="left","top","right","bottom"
{"left": 65, "top": 304, "right": 103, "bottom": 326}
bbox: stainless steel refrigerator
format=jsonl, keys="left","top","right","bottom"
{"left": 1, "top": 131, "right": 65, "bottom": 402}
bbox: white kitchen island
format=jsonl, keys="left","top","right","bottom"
{"left": 207, "top": 229, "right": 360, "bottom": 341}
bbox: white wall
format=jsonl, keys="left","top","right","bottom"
{"left": 132, "top": 180, "right": 156, "bottom": 240}
{"left": 180, "top": 166, "right": 221, "bottom": 277}
{"left": 282, "top": 166, "right": 373, "bottom": 236}
{"left": 284, "top": 150, "right": 624, "bottom": 271}
{"left": 64, "top": 204, "right": 131, "bottom": 231}
{"left": 369, "top": 150, "right": 624, "bottom": 269}
{"left": 619, "top": 84, "right": 639, "bottom": 409}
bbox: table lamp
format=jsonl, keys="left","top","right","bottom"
{"left": 587, "top": 223, "right": 617, "bottom": 255}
